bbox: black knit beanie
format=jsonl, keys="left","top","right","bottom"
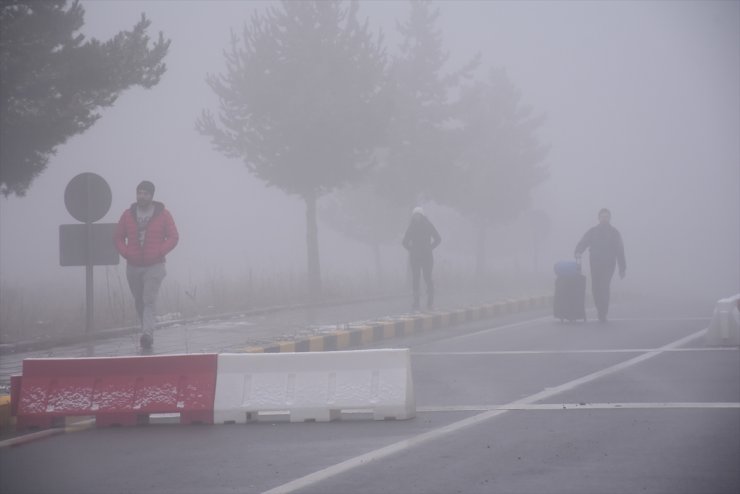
{"left": 137, "top": 180, "right": 155, "bottom": 196}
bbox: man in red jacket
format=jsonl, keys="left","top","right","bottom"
{"left": 114, "top": 181, "right": 179, "bottom": 350}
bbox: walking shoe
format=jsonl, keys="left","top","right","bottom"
{"left": 140, "top": 333, "right": 153, "bottom": 349}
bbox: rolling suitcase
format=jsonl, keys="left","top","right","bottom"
{"left": 553, "top": 260, "right": 586, "bottom": 322}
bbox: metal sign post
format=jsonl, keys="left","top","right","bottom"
{"left": 61, "top": 172, "right": 119, "bottom": 333}
{"left": 86, "top": 221, "right": 93, "bottom": 335}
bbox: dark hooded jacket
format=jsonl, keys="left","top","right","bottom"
{"left": 574, "top": 223, "right": 626, "bottom": 272}
{"left": 402, "top": 214, "right": 441, "bottom": 258}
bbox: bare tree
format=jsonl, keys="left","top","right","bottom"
{"left": 377, "top": 0, "right": 478, "bottom": 208}
{"left": 320, "top": 180, "right": 408, "bottom": 288}
{"left": 197, "top": 0, "right": 389, "bottom": 296}
{"left": 445, "top": 68, "right": 549, "bottom": 274}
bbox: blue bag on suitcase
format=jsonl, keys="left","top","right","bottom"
{"left": 553, "top": 260, "right": 581, "bottom": 277}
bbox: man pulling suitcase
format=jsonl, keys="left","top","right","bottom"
{"left": 574, "top": 208, "right": 627, "bottom": 323}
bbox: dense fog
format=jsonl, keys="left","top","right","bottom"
{"left": 1, "top": 0, "right": 738, "bottom": 315}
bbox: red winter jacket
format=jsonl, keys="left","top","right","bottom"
{"left": 114, "top": 202, "right": 179, "bottom": 266}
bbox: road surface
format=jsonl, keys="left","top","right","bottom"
{"left": 1, "top": 295, "right": 738, "bottom": 494}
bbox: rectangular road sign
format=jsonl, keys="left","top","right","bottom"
{"left": 59, "top": 223, "right": 120, "bottom": 266}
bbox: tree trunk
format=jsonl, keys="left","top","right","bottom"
{"left": 372, "top": 243, "right": 382, "bottom": 289}
{"left": 475, "top": 221, "right": 487, "bottom": 278}
{"left": 305, "top": 191, "right": 322, "bottom": 299}
{"left": 532, "top": 230, "right": 540, "bottom": 275}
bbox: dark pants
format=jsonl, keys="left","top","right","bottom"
{"left": 410, "top": 252, "right": 434, "bottom": 309}
{"left": 590, "top": 261, "right": 615, "bottom": 321}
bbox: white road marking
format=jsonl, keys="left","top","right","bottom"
{"left": 440, "top": 315, "right": 710, "bottom": 345}
{"left": 417, "top": 402, "right": 740, "bottom": 412}
{"left": 413, "top": 347, "right": 737, "bottom": 356}
{"left": 0, "top": 418, "right": 95, "bottom": 449}
{"left": 608, "top": 317, "right": 710, "bottom": 322}
{"left": 0, "top": 429, "right": 63, "bottom": 448}
{"left": 261, "top": 327, "right": 709, "bottom": 494}
{"left": 442, "top": 316, "right": 552, "bottom": 342}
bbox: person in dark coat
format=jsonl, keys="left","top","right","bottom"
{"left": 574, "top": 208, "right": 626, "bottom": 322}
{"left": 402, "top": 207, "right": 441, "bottom": 310}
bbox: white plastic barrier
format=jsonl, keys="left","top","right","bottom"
{"left": 213, "top": 349, "right": 415, "bottom": 423}
{"left": 705, "top": 294, "right": 740, "bottom": 346}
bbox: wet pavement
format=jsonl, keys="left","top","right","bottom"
{"left": 0, "top": 286, "right": 539, "bottom": 390}
{"left": 1, "top": 294, "right": 736, "bottom": 494}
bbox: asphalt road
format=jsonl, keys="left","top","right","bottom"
{"left": 1, "top": 296, "right": 738, "bottom": 494}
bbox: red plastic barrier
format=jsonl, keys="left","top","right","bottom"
{"left": 15, "top": 354, "right": 218, "bottom": 430}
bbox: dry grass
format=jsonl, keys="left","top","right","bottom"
{"left": 0, "top": 264, "right": 550, "bottom": 345}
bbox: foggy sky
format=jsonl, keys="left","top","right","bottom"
{"left": 1, "top": 0, "right": 738, "bottom": 304}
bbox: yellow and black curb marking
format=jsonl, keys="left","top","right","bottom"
{"left": 240, "top": 294, "right": 553, "bottom": 354}
{"left": 0, "top": 395, "right": 11, "bottom": 435}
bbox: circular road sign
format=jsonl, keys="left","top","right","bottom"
{"left": 64, "top": 172, "right": 112, "bottom": 223}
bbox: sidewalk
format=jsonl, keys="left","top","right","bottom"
{"left": 0, "top": 288, "right": 553, "bottom": 435}
{"left": 0, "top": 292, "right": 405, "bottom": 355}
{"left": 0, "top": 288, "right": 552, "bottom": 390}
